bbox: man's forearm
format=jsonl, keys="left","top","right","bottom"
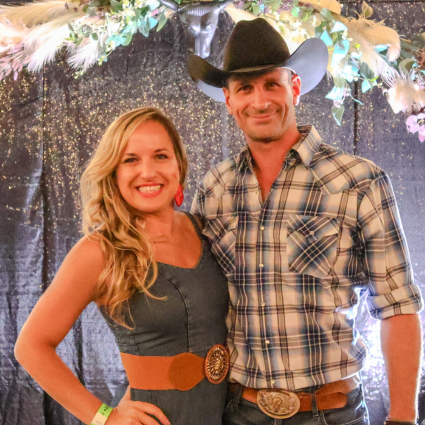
{"left": 381, "top": 313, "right": 422, "bottom": 422}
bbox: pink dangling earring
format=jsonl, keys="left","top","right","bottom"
{"left": 174, "top": 184, "right": 184, "bottom": 207}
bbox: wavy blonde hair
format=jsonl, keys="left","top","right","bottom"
{"left": 81, "top": 107, "right": 188, "bottom": 328}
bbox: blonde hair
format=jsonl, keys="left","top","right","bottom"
{"left": 81, "top": 107, "right": 188, "bottom": 328}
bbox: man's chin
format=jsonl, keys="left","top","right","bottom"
{"left": 244, "top": 122, "right": 284, "bottom": 143}
{"left": 248, "top": 132, "right": 281, "bottom": 144}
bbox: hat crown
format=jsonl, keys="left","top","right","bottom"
{"left": 223, "top": 18, "right": 290, "bottom": 72}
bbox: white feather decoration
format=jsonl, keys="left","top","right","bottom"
{"left": 336, "top": 15, "right": 397, "bottom": 83}
{"left": 67, "top": 33, "right": 107, "bottom": 71}
{"left": 23, "top": 12, "right": 83, "bottom": 49}
{"left": 0, "top": 20, "right": 29, "bottom": 79}
{"left": 23, "top": 12, "right": 86, "bottom": 72}
{"left": 339, "top": 15, "right": 401, "bottom": 62}
{"left": 0, "top": 20, "right": 27, "bottom": 54}
{"left": 0, "top": 0, "right": 82, "bottom": 28}
{"left": 386, "top": 72, "right": 425, "bottom": 114}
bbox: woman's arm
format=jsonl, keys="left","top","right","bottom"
{"left": 15, "top": 237, "right": 105, "bottom": 423}
{"left": 14, "top": 237, "right": 169, "bottom": 425}
{"left": 381, "top": 314, "right": 422, "bottom": 422}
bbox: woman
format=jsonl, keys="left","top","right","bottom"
{"left": 14, "top": 107, "right": 229, "bottom": 425}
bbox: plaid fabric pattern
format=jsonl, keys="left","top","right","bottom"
{"left": 191, "top": 125, "right": 423, "bottom": 391}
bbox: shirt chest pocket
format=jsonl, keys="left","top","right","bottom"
{"left": 287, "top": 215, "right": 340, "bottom": 279}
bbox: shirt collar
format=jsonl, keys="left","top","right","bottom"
{"left": 291, "top": 125, "right": 322, "bottom": 167}
{"left": 236, "top": 125, "right": 322, "bottom": 171}
{"left": 236, "top": 145, "right": 253, "bottom": 171}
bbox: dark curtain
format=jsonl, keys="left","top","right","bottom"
{"left": 0, "top": 4, "right": 424, "bottom": 425}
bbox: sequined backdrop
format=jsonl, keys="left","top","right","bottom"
{"left": 0, "top": 3, "right": 424, "bottom": 425}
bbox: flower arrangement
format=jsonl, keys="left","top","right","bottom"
{"left": 0, "top": 0, "right": 169, "bottom": 79}
{"left": 0, "top": 0, "right": 424, "bottom": 142}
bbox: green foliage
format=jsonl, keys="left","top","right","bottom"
{"left": 157, "top": 11, "right": 167, "bottom": 32}
{"left": 292, "top": 5, "right": 300, "bottom": 17}
{"left": 68, "top": 0, "right": 167, "bottom": 75}
{"left": 110, "top": 0, "right": 123, "bottom": 12}
{"left": 399, "top": 58, "right": 415, "bottom": 75}
{"left": 361, "top": 1, "right": 373, "bottom": 18}
{"left": 320, "top": 8, "right": 333, "bottom": 22}
{"left": 332, "top": 105, "right": 345, "bottom": 126}
{"left": 64, "top": 0, "right": 424, "bottom": 135}
{"left": 268, "top": 0, "right": 282, "bottom": 13}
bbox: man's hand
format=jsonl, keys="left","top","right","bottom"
{"left": 381, "top": 314, "right": 422, "bottom": 422}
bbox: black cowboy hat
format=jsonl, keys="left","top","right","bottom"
{"left": 187, "top": 18, "right": 329, "bottom": 102}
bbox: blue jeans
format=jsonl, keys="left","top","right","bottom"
{"left": 223, "top": 384, "right": 370, "bottom": 425}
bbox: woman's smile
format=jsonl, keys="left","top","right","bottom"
{"left": 136, "top": 184, "right": 164, "bottom": 196}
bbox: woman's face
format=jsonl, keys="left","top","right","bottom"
{"left": 115, "top": 120, "right": 180, "bottom": 216}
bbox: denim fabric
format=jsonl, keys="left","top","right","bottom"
{"left": 100, "top": 213, "right": 229, "bottom": 425}
{"left": 223, "top": 384, "right": 370, "bottom": 425}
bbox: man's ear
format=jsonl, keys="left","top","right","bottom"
{"left": 292, "top": 74, "right": 301, "bottom": 106}
{"left": 223, "top": 87, "right": 233, "bottom": 115}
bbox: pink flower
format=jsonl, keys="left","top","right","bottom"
{"left": 405, "top": 114, "right": 425, "bottom": 141}
{"left": 406, "top": 115, "right": 419, "bottom": 133}
{"left": 418, "top": 125, "right": 425, "bottom": 142}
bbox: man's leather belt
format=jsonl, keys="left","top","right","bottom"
{"left": 120, "top": 344, "right": 229, "bottom": 391}
{"left": 229, "top": 375, "right": 359, "bottom": 419}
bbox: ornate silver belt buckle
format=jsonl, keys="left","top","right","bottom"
{"left": 205, "top": 344, "right": 230, "bottom": 384}
{"left": 257, "top": 389, "right": 301, "bottom": 419}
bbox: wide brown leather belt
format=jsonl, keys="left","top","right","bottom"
{"left": 229, "top": 375, "right": 359, "bottom": 419}
{"left": 120, "top": 344, "right": 229, "bottom": 391}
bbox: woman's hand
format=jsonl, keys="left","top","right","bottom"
{"left": 106, "top": 387, "right": 170, "bottom": 425}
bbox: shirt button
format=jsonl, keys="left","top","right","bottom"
{"left": 259, "top": 264, "right": 264, "bottom": 268}
{"left": 270, "top": 380, "right": 276, "bottom": 384}
{"left": 265, "top": 340, "right": 270, "bottom": 344}
{"left": 260, "top": 226, "right": 265, "bottom": 230}
{"left": 261, "top": 302, "right": 266, "bottom": 307}
{"left": 309, "top": 231, "right": 315, "bottom": 236}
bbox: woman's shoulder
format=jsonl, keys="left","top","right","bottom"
{"left": 67, "top": 233, "right": 106, "bottom": 269}
{"left": 54, "top": 234, "right": 107, "bottom": 305}
{"left": 178, "top": 211, "right": 204, "bottom": 234}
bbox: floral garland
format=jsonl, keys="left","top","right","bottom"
{"left": 0, "top": 0, "right": 424, "bottom": 142}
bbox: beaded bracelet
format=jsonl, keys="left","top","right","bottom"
{"left": 90, "top": 404, "right": 113, "bottom": 425}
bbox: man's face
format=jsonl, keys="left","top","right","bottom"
{"left": 223, "top": 68, "right": 301, "bottom": 144}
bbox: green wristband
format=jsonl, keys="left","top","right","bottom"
{"left": 90, "top": 404, "right": 113, "bottom": 425}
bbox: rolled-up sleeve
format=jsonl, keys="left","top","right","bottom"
{"left": 358, "top": 171, "right": 423, "bottom": 319}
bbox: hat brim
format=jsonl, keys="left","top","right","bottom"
{"left": 187, "top": 38, "right": 329, "bottom": 102}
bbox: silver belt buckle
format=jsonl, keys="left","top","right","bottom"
{"left": 257, "top": 389, "right": 301, "bottom": 419}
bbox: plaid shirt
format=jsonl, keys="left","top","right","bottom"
{"left": 191, "top": 125, "right": 423, "bottom": 390}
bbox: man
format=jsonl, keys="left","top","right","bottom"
{"left": 187, "top": 18, "right": 423, "bottom": 425}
